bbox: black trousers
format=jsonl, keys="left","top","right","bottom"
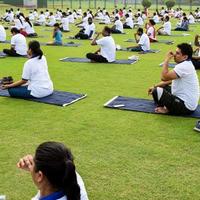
{"left": 27, "top": 33, "right": 38, "bottom": 37}
{"left": 192, "top": 59, "right": 200, "bottom": 70}
{"left": 86, "top": 53, "right": 108, "bottom": 63}
{"left": 111, "top": 29, "right": 122, "bottom": 34}
{"left": 75, "top": 32, "right": 89, "bottom": 39}
{"left": 123, "top": 24, "right": 132, "bottom": 29}
{"left": 174, "top": 27, "right": 188, "bottom": 31}
{"left": 3, "top": 49, "right": 21, "bottom": 57}
{"left": 152, "top": 86, "right": 193, "bottom": 115}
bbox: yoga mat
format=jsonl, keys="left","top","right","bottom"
{"left": 59, "top": 57, "right": 138, "bottom": 64}
{"left": 159, "top": 62, "right": 175, "bottom": 68}
{"left": 0, "top": 51, "right": 27, "bottom": 58}
{"left": 40, "top": 42, "right": 81, "bottom": 47}
{"left": 124, "top": 39, "right": 174, "bottom": 44}
{"left": 0, "top": 89, "right": 87, "bottom": 107}
{"left": 0, "top": 40, "right": 10, "bottom": 44}
{"left": 104, "top": 96, "right": 200, "bottom": 118}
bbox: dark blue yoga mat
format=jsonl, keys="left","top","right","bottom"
{"left": 104, "top": 96, "right": 200, "bottom": 118}
{"left": 124, "top": 39, "right": 174, "bottom": 44}
{"left": 0, "top": 89, "right": 87, "bottom": 107}
{"left": 60, "top": 57, "right": 138, "bottom": 64}
{"left": 40, "top": 42, "right": 81, "bottom": 47}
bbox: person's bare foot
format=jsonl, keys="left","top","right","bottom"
{"left": 155, "top": 106, "right": 169, "bottom": 114}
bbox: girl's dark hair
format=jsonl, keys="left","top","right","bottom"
{"left": 25, "top": 17, "right": 32, "bottom": 27}
{"left": 28, "top": 41, "right": 43, "bottom": 59}
{"left": 34, "top": 142, "right": 80, "bottom": 200}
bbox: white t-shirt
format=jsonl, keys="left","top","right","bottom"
{"left": 48, "top": 15, "right": 56, "bottom": 26}
{"left": 163, "top": 21, "right": 171, "bottom": 35}
{"left": 61, "top": 17, "right": 69, "bottom": 31}
{"left": 84, "top": 23, "right": 95, "bottom": 39}
{"left": 0, "top": 25, "right": 6, "bottom": 41}
{"left": 103, "top": 15, "right": 111, "bottom": 24}
{"left": 172, "top": 60, "right": 199, "bottom": 110}
{"left": 115, "top": 19, "right": 123, "bottom": 33}
{"left": 137, "top": 16, "right": 143, "bottom": 26}
{"left": 22, "top": 56, "right": 54, "bottom": 98}
{"left": 24, "top": 22, "right": 35, "bottom": 34}
{"left": 138, "top": 33, "right": 150, "bottom": 51}
{"left": 153, "top": 15, "right": 159, "bottom": 23}
{"left": 38, "top": 14, "right": 46, "bottom": 23}
{"left": 11, "top": 33, "right": 27, "bottom": 55}
{"left": 32, "top": 172, "right": 89, "bottom": 200}
{"left": 96, "top": 36, "right": 116, "bottom": 62}
{"left": 126, "top": 17, "right": 133, "bottom": 28}
{"left": 188, "top": 14, "right": 195, "bottom": 24}
{"left": 14, "top": 18, "right": 24, "bottom": 30}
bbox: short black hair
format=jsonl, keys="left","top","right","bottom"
{"left": 177, "top": 43, "right": 193, "bottom": 59}
{"left": 11, "top": 27, "right": 20, "bottom": 34}
{"left": 104, "top": 26, "right": 111, "bottom": 35}
{"left": 54, "top": 23, "right": 60, "bottom": 28}
{"left": 149, "top": 19, "right": 155, "bottom": 25}
{"left": 137, "top": 27, "right": 143, "bottom": 34}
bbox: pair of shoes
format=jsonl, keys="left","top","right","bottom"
{"left": 194, "top": 120, "right": 200, "bottom": 132}
{"left": 1, "top": 76, "right": 13, "bottom": 85}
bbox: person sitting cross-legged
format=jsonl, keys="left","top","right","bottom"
{"left": 174, "top": 16, "right": 189, "bottom": 31}
{"left": 111, "top": 16, "right": 124, "bottom": 34}
{"left": 2, "top": 41, "right": 54, "bottom": 99}
{"left": 148, "top": 43, "right": 199, "bottom": 115}
{"left": 86, "top": 26, "right": 116, "bottom": 63}
{"left": 47, "top": 23, "right": 62, "bottom": 45}
{"left": 74, "top": 17, "right": 95, "bottom": 40}
{"left": 126, "top": 27, "right": 150, "bottom": 52}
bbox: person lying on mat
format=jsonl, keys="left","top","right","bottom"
{"left": 148, "top": 43, "right": 199, "bottom": 115}
{"left": 47, "top": 23, "right": 62, "bottom": 45}
{"left": 126, "top": 28, "right": 150, "bottom": 52}
{"left": 157, "top": 16, "right": 171, "bottom": 35}
{"left": 17, "top": 141, "right": 89, "bottom": 200}
{"left": 2, "top": 41, "right": 53, "bottom": 99}
{"left": 74, "top": 17, "right": 95, "bottom": 40}
{"left": 0, "top": 24, "right": 6, "bottom": 42}
{"left": 111, "top": 16, "right": 124, "bottom": 34}
{"left": 3, "top": 27, "right": 27, "bottom": 57}
{"left": 86, "top": 26, "right": 116, "bottom": 63}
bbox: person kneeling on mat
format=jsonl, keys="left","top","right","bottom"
{"left": 2, "top": 41, "right": 53, "bottom": 99}
{"left": 3, "top": 27, "right": 27, "bottom": 57}
{"left": 47, "top": 23, "right": 62, "bottom": 45}
{"left": 86, "top": 26, "right": 116, "bottom": 63}
{"left": 148, "top": 43, "right": 199, "bottom": 115}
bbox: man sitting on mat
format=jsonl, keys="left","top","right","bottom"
{"left": 126, "top": 27, "right": 150, "bottom": 52}
{"left": 148, "top": 43, "right": 199, "bottom": 115}
{"left": 157, "top": 16, "right": 171, "bottom": 35}
{"left": 2, "top": 41, "right": 53, "bottom": 99}
{"left": 86, "top": 26, "right": 116, "bottom": 63}
{"left": 74, "top": 17, "right": 95, "bottom": 40}
{"left": 3, "top": 27, "right": 27, "bottom": 57}
{"left": 174, "top": 16, "right": 189, "bottom": 31}
{"left": 111, "top": 16, "right": 124, "bottom": 34}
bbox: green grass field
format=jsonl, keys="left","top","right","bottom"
{"left": 1, "top": 8, "right": 200, "bottom": 200}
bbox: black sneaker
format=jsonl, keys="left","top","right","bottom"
{"left": 194, "top": 120, "right": 200, "bottom": 132}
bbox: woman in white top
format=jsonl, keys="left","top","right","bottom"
{"left": 14, "top": 15, "right": 24, "bottom": 30}
{"left": 24, "top": 17, "right": 37, "bottom": 37}
{"left": 0, "top": 24, "right": 6, "bottom": 42}
{"left": 2, "top": 40, "right": 53, "bottom": 98}
{"left": 17, "top": 141, "right": 87, "bottom": 200}
{"left": 99, "top": 12, "right": 111, "bottom": 24}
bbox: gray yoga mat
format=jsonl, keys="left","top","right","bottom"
{"left": 0, "top": 89, "right": 87, "bottom": 107}
{"left": 124, "top": 38, "right": 174, "bottom": 44}
{"left": 104, "top": 96, "right": 200, "bottom": 118}
{"left": 117, "top": 48, "right": 160, "bottom": 53}
{"left": 59, "top": 57, "right": 138, "bottom": 64}
{"left": 40, "top": 42, "right": 81, "bottom": 47}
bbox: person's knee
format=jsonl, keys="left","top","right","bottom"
{"left": 152, "top": 87, "right": 163, "bottom": 101}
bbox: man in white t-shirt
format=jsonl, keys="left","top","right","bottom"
{"left": 111, "top": 16, "right": 124, "bottom": 34}
{"left": 61, "top": 12, "right": 70, "bottom": 32}
{"left": 3, "top": 27, "right": 27, "bottom": 56}
{"left": 157, "top": 16, "right": 171, "bottom": 35}
{"left": 123, "top": 14, "right": 133, "bottom": 29}
{"left": 127, "top": 28, "right": 150, "bottom": 52}
{"left": 86, "top": 26, "right": 116, "bottom": 63}
{"left": 0, "top": 24, "right": 6, "bottom": 42}
{"left": 148, "top": 43, "right": 199, "bottom": 115}
{"left": 74, "top": 17, "right": 95, "bottom": 39}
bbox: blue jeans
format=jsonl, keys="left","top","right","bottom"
{"left": 8, "top": 86, "right": 34, "bottom": 98}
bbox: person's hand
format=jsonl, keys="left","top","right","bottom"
{"left": 17, "top": 155, "right": 34, "bottom": 172}
{"left": 1, "top": 84, "right": 10, "bottom": 90}
{"left": 148, "top": 86, "right": 154, "bottom": 95}
{"left": 165, "top": 51, "right": 174, "bottom": 60}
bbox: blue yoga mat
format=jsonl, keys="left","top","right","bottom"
{"left": 60, "top": 57, "right": 138, "bottom": 64}
{"left": 117, "top": 48, "right": 160, "bottom": 53}
{"left": 124, "top": 39, "right": 174, "bottom": 44}
{"left": 104, "top": 96, "right": 200, "bottom": 118}
{"left": 0, "top": 89, "right": 87, "bottom": 107}
{"left": 159, "top": 62, "right": 175, "bottom": 68}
